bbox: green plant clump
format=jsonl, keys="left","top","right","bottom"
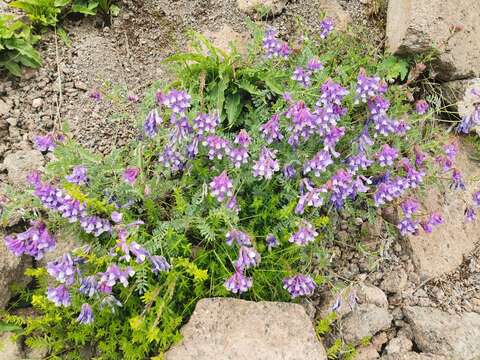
{"left": 1, "top": 21, "right": 454, "bottom": 359}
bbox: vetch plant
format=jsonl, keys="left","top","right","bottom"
{"left": 2, "top": 21, "right": 476, "bottom": 359}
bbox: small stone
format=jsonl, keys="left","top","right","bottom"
{"left": 385, "top": 336, "right": 413, "bottom": 354}
{"left": 3, "top": 150, "right": 45, "bottom": 186}
{"left": 341, "top": 304, "right": 393, "bottom": 343}
{"left": 237, "top": 0, "right": 287, "bottom": 16}
{"left": 0, "top": 332, "right": 23, "bottom": 359}
{"left": 357, "top": 284, "right": 388, "bottom": 308}
{"left": 0, "top": 98, "right": 11, "bottom": 116}
{"left": 381, "top": 268, "right": 408, "bottom": 294}
{"left": 32, "top": 98, "right": 43, "bottom": 108}
{"left": 74, "top": 81, "right": 88, "bottom": 91}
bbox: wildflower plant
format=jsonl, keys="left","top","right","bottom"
{"left": 1, "top": 20, "right": 472, "bottom": 359}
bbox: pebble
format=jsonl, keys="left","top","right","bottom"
{"left": 32, "top": 98, "right": 43, "bottom": 108}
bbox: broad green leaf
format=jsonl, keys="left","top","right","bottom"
{"left": 225, "top": 92, "right": 241, "bottom": 127}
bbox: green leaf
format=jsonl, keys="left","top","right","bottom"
{"left": 0, "top": 321, "right": 23, "bottom": 333}
{"left": 110, "top": 4, "right": 120, "bottom": 16}
{"left": 225, "top": 92, "right": 241, "bottom": 127}
{"left": 72, "top": 1, "right": 98, "bottom": 15}
{"left": 57, "top": 27, "right": 71, "bottom": 47}
{"left": 4, "top": 61, "right": 22, "bottom": 76}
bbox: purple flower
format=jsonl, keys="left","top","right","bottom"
{"left": 292, "top": 67, "right": 311, "bottom": 87}
{"left": 159, "top": 146, "right": 184, "bottom": 172}
{"left": 282, "top": 164, "right": 297, "bottom": 179}
{"left": 65, "top": 166, "right": 88, "bottom": 186}
{"left": 266, "top": 234, "right": 279, "bottom": 249}
{"left": 100, "top": 295, "right": 123, "bottom": 313}
{"left": 319, "top": 79, "right": 348, "bottom": 106}
{"left": 156, "top": 89, "right": 191, "bottom": 114}
{"left": 465, "top": 207, "right": 476, "bottom": 222}
{"left": 4, "top": 220, "right": 56, "bottom": 260}
{"left": 26, "top": 170, "right": 42, "bottom": 188}
{"left": 283, "top": 92, "right": 292, "bottom": 102}
{"left": 401, "top": 198, "right": 420, "bottom": 217}
{"left": 122, "top": 167, "right": 140, "bottom": 185}
{"left": 209, "top": 171, "right": 233, "bottom": 202}
{"left": 169, "top": 114, "right": 193, "bottom": 141}
{"left": 289, "top": 221, "right": 318, "bottom": 246}
{"left": 393, "top": 118, "right": 411, "bottom": 136}
{"left": 260, "top": 114, "right": 283, "bottom": 144}
{"left": 397, "top": 217, "right": 419, "bottom": 236}
{"left": 376, "top": 144, "right": 399, "bottom": 167}
{"left": 303, "top": 150, "right": 333, "bottom": 176}
{"left": 79, "top": 276, "right": 98, "bottom": 298}
{"left": 187, "top": 135, "right": 201, "bottom": 159}
{"left": 234, "top": 129, "right": 251, "bottom": 147}
{"left": 129, "top": 242, "right": 150, "bottom": 263}
{"left": 226, "top": 146, "right": 249, "bottom": 168}
{"left": 347, "top": 153, "right": 373, "bottom": 173}
{"left": 76, "top": 303, "right": 94, "bottom": 324}
{"left": 283, "top": 274, "right": 316, "bottom": 298}
{"left": 47, "top": 285, "right": 71, "bottom": 307}
{"left": 319, "top": 17, "right": 334, "bottom": 39}
{"left": 415, "top": 100, "right": 429, "bottom": 115}
{"left": 34, "top": 134, "right": 56, "bottom": 152}
{"left": 58, "top": 196, "right": 87, "bottom": 223}
{"left": 226, "top": 229, "right": 251, "bottom": 246}
{"left": 295, "top": 182, "right": 327, "bottom": 215}
{"left": 307, "top": 58, "right": 323, "bottom": 72}
{"left": 443, "top": 142, "right": 458, "bottom": 161}
{"left": 372, "top": 114, "right": 396, "bottom": 137}
{"left": 193, "top": 113, "right": 219, "bottom": 135}
{"left": 224, "top": 269, "right": 253, "bottom": 294}
{"left": 373, "top": 181, "right": 398, "bottom": 206}
{"left": 457, "top": 104, "right": 480, "bottom": 133}
{"left": 144, "top": 109, "right": 162, "bottom": 138}
{"left": 46, "top": 253, "right": 76, "bottom": 285}
{"left": 368, "top": 96, "right": 390, "bottom": 120}
{"left": 149, "top": 255, "right": 171, "bottom": 274}
{"left": 34, "top": 183, "right": 65, "bottom": 211}
{"left": 98, "top": 264, "right": 135, "bottom": 293}
{"left": 128, "top": 93, "right": 139, "bottom": 102}
{"left": 226, "top": 196, "right": 240, "bottom": 213}
{"left": 324, "top": 126, "right": 345, "bottom": 156}
{"left": 329, "top": 169, "right": 355, "bottom": 208}
{"left": 421, "top": 212, "right": 443, "bottom": 233}
{"left": 252, "top": 147, "right": 280, "bottom": 180}
{"left": 202, "top": 135, "right": 230, "bottom": 160}
{"left": 473, "top": 191, "right": 480, "bottom": 207}
{"left": 263, "top": 27, "right": 290, "bottom": 58}
{"left": 451, "top": 168, "right": 465, "bottom": 190}
{"left": 111, "top": 211, "right": 123, "bottom": 223}
{"left": 414, "top": 147, "right": 426, "bottom": 168}
{"left": 80, "top": 216, "right": 111, "bottom": 237}
{"left": 235, "top": 246, "right": 261, "bottom": 269}
{"left": 358, "top": 125, "right": 375, "bottom": 152}
{"left": 89, "top": 90, "right": 101, "bottom": 102}
{"left": 286, "top": 101, "right": 316, "bottom": 146}
{"left": 355, "top": 69, "right": 387, "bottom": 103}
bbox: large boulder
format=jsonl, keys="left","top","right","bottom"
{"left": 3, "top": 150, "right": 44, "bottom": 187}
{"left": 340, "top": 304, "right": 393, "bottom": 344}
{"left": 202, "top": 24, "right": 250, "bottom": 56}
{"left": 165, "top": 298, "right": 327, "bottom": 360}
{"left": 0, "top": 233, "right": 32, "bottom": 309}
{"left": 404, "top": 143, "right": 480, "bottom": 279}
{"left": 386, "top": 0, "right": 480, "bottom": 81}
{"left": 404, "top": 306, "right": 480, "bottom": 360}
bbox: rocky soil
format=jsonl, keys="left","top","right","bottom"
{"left": 1, "top": 0, "right": 479, "bottom": 359}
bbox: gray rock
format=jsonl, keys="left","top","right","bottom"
{"left": 202, "top": 25, "right": 250, "bottom": 56}
{"left": 357, "top": 284, "right": 388, "bottom": 308}
{"left": 165, "top": 298, "right": 327, "bottom": 360}
{"left": 340, "top": 304, "right": 393, "bottom": 343}
{"left": 381, "top": 353, "right": 447, "bottom": 360}
{"left": 386, "top": 0, "right": 480, "bottom": 81}
{"left": 32, "top": 98, "right": 43, "bottom": 108}
{"left": 0, "top": 98, "right": 11, "bottom": 116}
{"left": 384, "top": 336, "right": 413, "bottom": 355}
{"left": 380, "top": 268, "right": 408, "bottom": 294}
{"left": 404, "top": 306, "right": 480, "bottom": 360}
{"left": 0, "top": 234, "right": 32, "bottom": 309}
{"left": 3, "top": 150, "right": 44, "bottom": 186}
{"left": 0, "top": 332, "right": 23, "bottom": 359}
